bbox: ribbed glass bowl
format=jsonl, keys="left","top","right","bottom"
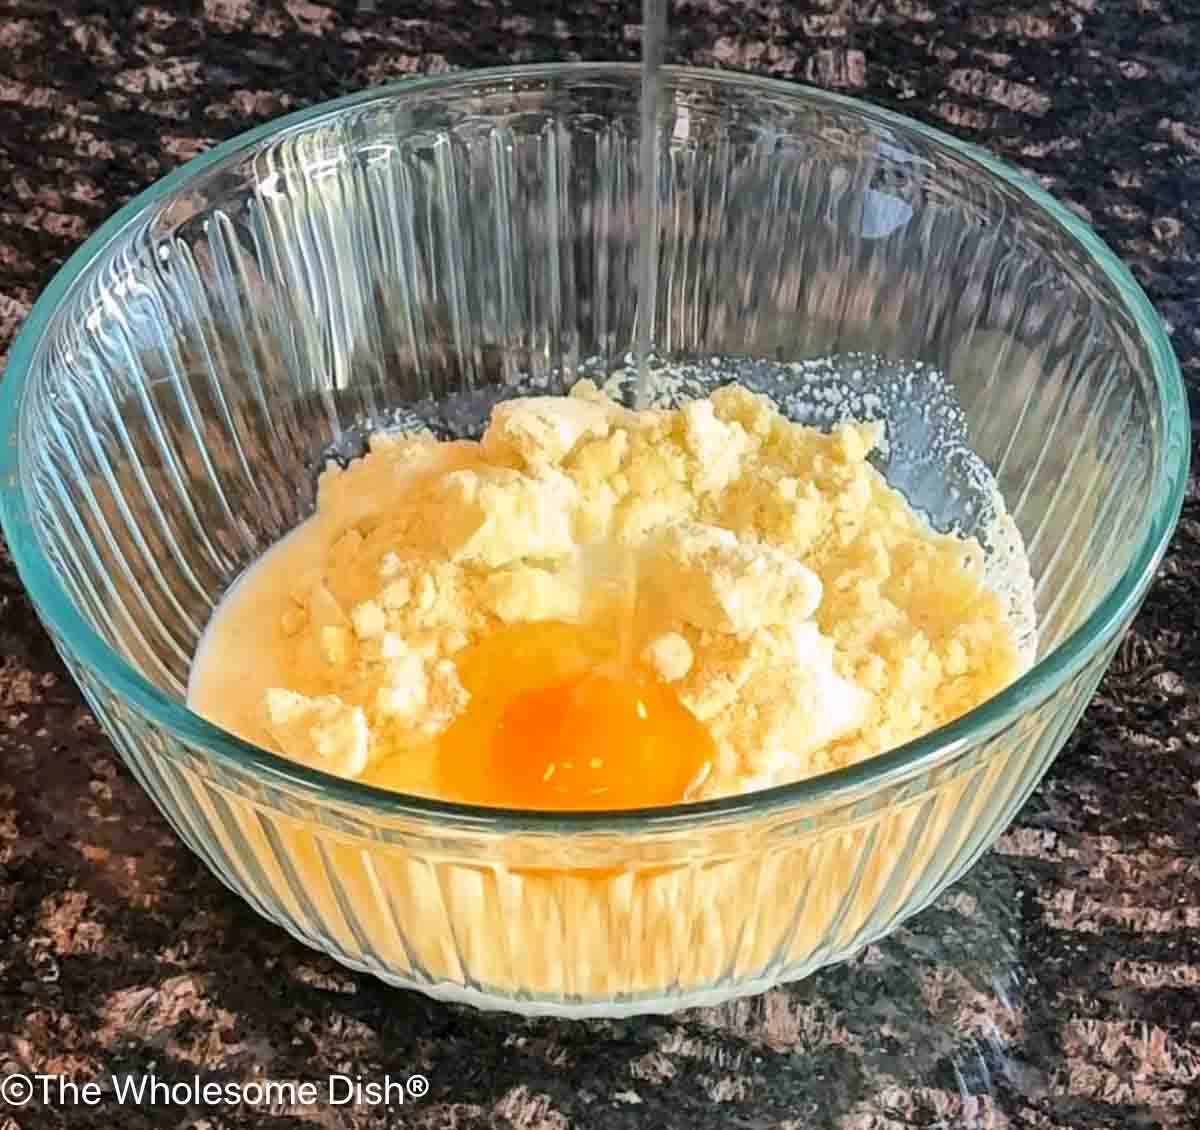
{"left": 0, "top": 65, "right": 1188, "bottom": 1017}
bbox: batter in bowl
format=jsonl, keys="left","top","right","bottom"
{"left": 188, "top": 380, "right": 1032, "bottom": 809}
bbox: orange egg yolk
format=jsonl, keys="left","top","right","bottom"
{"left": 434, "top": 620, "right": 714, "bottom": 811}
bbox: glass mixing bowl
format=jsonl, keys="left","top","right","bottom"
{"left": 0, "top": 65, "right": 1188, "bottom": 1017}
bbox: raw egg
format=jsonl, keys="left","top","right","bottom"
{"left": 434, "top": 619, "right": 713, "bottom": 810}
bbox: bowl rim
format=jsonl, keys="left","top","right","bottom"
{"left": 0, "top": 62, "right": 1190, "bottom": 834}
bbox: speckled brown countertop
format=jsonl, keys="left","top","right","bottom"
{"left": 1, "top": 2, "right": 1199, "bottom": 1128}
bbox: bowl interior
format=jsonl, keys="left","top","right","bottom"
{"left": 8, "top": 68, "right": 1169, "bottom": 739}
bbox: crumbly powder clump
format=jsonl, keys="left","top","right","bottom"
{"left": 249, "top": 382, "right": 1026, "bottom": 798}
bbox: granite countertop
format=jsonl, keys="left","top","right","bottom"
{"left": 1, "top": 2, "right": 1198, "bottom": 1127}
